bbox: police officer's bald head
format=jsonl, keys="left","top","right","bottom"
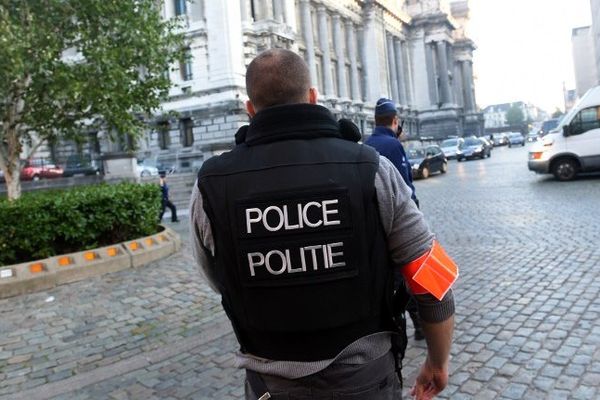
{"left": 245, "top": 49, "right": 317, "bottom": 115}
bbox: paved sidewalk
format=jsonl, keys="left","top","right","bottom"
{"left": 1, "top": 146, "right": 599, "bottom": 399}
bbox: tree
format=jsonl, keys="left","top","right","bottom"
{"left": 0, "top": 0, "right": 184, "bottom": 200}
{"left": 505, "top": 104, "right": 525, "bottom": 126}
{"left": 552, "top": 108, "right": 564, "bottom": 119}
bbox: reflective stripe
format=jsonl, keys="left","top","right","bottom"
{"left": 401, "top": 240, "right": 459, "bottom": 300}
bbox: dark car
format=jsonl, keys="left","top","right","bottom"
{"left": 539, "top": 118, "right": 560, "bottom": 136}
{"left": 456, "top": 137, "right": 487, "bottom": 161}
{"left": 407, "top": 145, "right": 448, "bottom": 179}
{"left": 62, "top": 155, "right": 102, "bottom": 177}
{"left": 478, "top": 137, "right": 493, "bottom": 157}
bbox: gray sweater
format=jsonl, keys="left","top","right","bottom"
{"left": 189, "top": 155, "right": 455, "bottom": 379}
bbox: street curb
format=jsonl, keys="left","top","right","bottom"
{"left": 0, "top": 226, "right": 181, "bottom": 299}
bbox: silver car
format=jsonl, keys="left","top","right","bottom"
{"left": 440, "top": 138, "right": 463, "bottom": 160}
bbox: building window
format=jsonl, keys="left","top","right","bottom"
{"left": 158, "top": 122, "right": 171, "bottom": 150}
{"left": 331, "top": 60, "right": 338, "bottom": 96}
{"left": 180, "top": 118, "right": 194, "bottom": 147}
{"left": 316, "top": 56, "right": 324, "bottom": 93}
{"left": 174, "top": 0, "right": 186, "bottom": 16}
{"left": 180, "top": 48, "right": 193, "bottom": 81}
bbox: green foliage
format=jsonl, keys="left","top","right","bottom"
{"left": 552, "top": 108, "right": 564, "bottom": 119}
{"left": 505, "top": 105, "right": 525, "bottom": 126}
{"left": 0, "top": 0, "right": 185, "bottom": 199}
{"left": 0, "top": 182, "right": 161, "bottom": 266}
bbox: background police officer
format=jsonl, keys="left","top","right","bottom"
{"left": 366, "top": 99, "right": 425, "bottom": 342}
{"left": 190, "top": 49, "right": 456, "bottom": 400}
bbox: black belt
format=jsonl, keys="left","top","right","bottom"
{"left": 246, "top": 369, "right": 272, "bottom": 400}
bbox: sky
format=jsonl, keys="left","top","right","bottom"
{"left": 468, "top": 0, "right": 592, "bottom": 113}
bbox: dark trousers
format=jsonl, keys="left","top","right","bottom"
{"left": 245, "top": 351, "right": 401, "bottom": 400}
{"left": 159, "top": 199, "right": 178, "bottom": 222}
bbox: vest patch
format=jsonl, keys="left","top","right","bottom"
{"left": 235, "top": 188, "right": 358, "bottom": 287}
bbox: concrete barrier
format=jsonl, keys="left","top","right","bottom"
{"left": 0, "top": 226, "right": 180, "bottom": 299}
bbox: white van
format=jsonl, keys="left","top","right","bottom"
{"left": 528, "top": 86, "right": 600, "bottom": 181}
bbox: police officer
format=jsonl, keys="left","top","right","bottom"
{"left": 365, "top": 99, "right": 424, "bottom": 341}
{"left": 159, "top": 172, "right": 178, "bottom": 223}
{"left": 366, "top": 99, "right": 418, "bottom": 207}
{"left": 190, "top": 49, "right": 456, "bottom": 400}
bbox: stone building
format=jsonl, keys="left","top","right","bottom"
{"left": 571, "top": 26, "right": 598, "bottom": 98}
{"left": 137, "top": 0, "right": 483, "bottom": 171}
{"left": 31, "top": 0, "right": 483, "bottom": 172}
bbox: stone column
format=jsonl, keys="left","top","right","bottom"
{"left": 362, "top": 5, "right": 381, "bottom": 102}
{"left": 436, "top": 41, "right": 452, "bottom": 105}
{"left": 394, "top": 38, "right": 407, "bottom": 106}
{"left": 332, "top": 15, "right": 349, "bottom": 99}
{"left": 299, "top": 0, "right": 317, "bottom": 86}
{"left": 386, "top": 34, "right": 399, "bottom": 103}
{"left": 345, "top": 20, "right": 361, "bottom": 101}
{"left": 240, "top": 0, "right": 249, "bottom": 22}
{"left": 317, "top": 6, "right": 334, "bottom": 97}
{"left": 402, "top": 42, "right": 414, "bottom": 106}
{"left": 453, "top": 61, "right": 464, "bottom": 108}
{"left": 205, "top": 0, "right": 245, "bottom": 88}
{"left": 463, "top": 60, "right": 476, "bottom": 111}
{"left": 425, "top": 42, "right": 438, "bottom": 105}
{"left": 273, "top": 0, "right": 284, "bottom": 23}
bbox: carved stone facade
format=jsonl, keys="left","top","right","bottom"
{"left": 40, "top": 0, "right": 483, "bottom": 171}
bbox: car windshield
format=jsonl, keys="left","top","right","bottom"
{"left": 464, "top": 138, "right": 481, "bottom": 146}
{"left": 542, "top": 119, "right": 559, "bottom": 133}
{"left": 441, "top": 139, "right": 457, "bottom": 147}
{"left": 407, "top": 148, "right": 425, "bottom": 159}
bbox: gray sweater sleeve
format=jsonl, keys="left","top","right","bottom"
{"left": 189, "top": 181, "right": 220, "bottom": 294}
{"left": 374, "top": 156, "right": 455, "bottom": 323}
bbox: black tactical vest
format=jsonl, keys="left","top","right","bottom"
{"left": 197, "top": 104, "right": 393, "bottom": 362}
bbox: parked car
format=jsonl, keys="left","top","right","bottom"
{"left": 526, "top": 131, "right": 539, "bottom": 142}
{"left": 539, "top": 118, "right": 560, "bottom": 137}
{"left": 407, "top": 145, "right": 448, "bottom": 179}
{"left": 507, "top": 132, "right": 525, "bottom": 147}
{"left": 529, "top": 85, "right": 600, "bottom": 181}
{"left": 62, "top": 155, "right": 102, "bottom": 177}
{"left": 440, "top": 138, "right": 463, "bottom": 159}
{"left": 136, "top": 159, "right": 159, "bottom": 177}
{"left": 492, "top": 133, "right": 509, "bottom": 146}
{"left": 20, "top": 159, "right": 63, "bottom": 181}
{"left": 478, "top": 137, "right": 493, "bottom": 157}
{"left": 456, "top": 137, "right": 487, "bottom": 161}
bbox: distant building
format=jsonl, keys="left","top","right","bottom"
{"left": 591, "top": 0, "right": 600, "bottom": 83}
{"left": 564, "top": 88, "right": 577, "bottom": 112}
{"left": 572, "top": 26, "right": 598, "bottom": 98}
{"left": 482, "top": 101, "right": 546, "bottom": 129}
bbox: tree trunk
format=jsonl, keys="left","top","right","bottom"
{"left": 4, "top": 163, "right": 22, "bottom": 201}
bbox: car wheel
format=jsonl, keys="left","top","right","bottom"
{"left": 140, "top": 170, "right": 150, "bottom": 177}
{"left": 508, "top": 143, "right": 512, "bottom": 148}
{"left": 488, "top": 151, "right": 492, "bottom": 158}
{"left": 457, "top": 157, "right": 463, "bottom": 162}
{"left": 552, "top": 158, "right": 578, "bottom": 181}
{"left": 522, "top": 142, "right": 525, "bottom": 147}
{"left": 441, "top": 162, "right": 448, "bottom": 174}
{"left": 421, "top": 167, "right": 430, "bottom": 179}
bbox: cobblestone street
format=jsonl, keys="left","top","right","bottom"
{"left": 1, "top": 144, "right": 599, "bottom": 399}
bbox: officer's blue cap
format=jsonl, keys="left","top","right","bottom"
{"left": 375, "top": 98, "right": 397, "bottom": 116}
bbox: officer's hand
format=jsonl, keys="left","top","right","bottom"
{"left": 410, "top": 358, "right": 448, "bottom": 400}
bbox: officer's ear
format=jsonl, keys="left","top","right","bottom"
{"left": 246, "top": 100, "right": 257, "bottom": 118}
{"left": 308, "top": 87, "right": 318, "bottom": 104}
